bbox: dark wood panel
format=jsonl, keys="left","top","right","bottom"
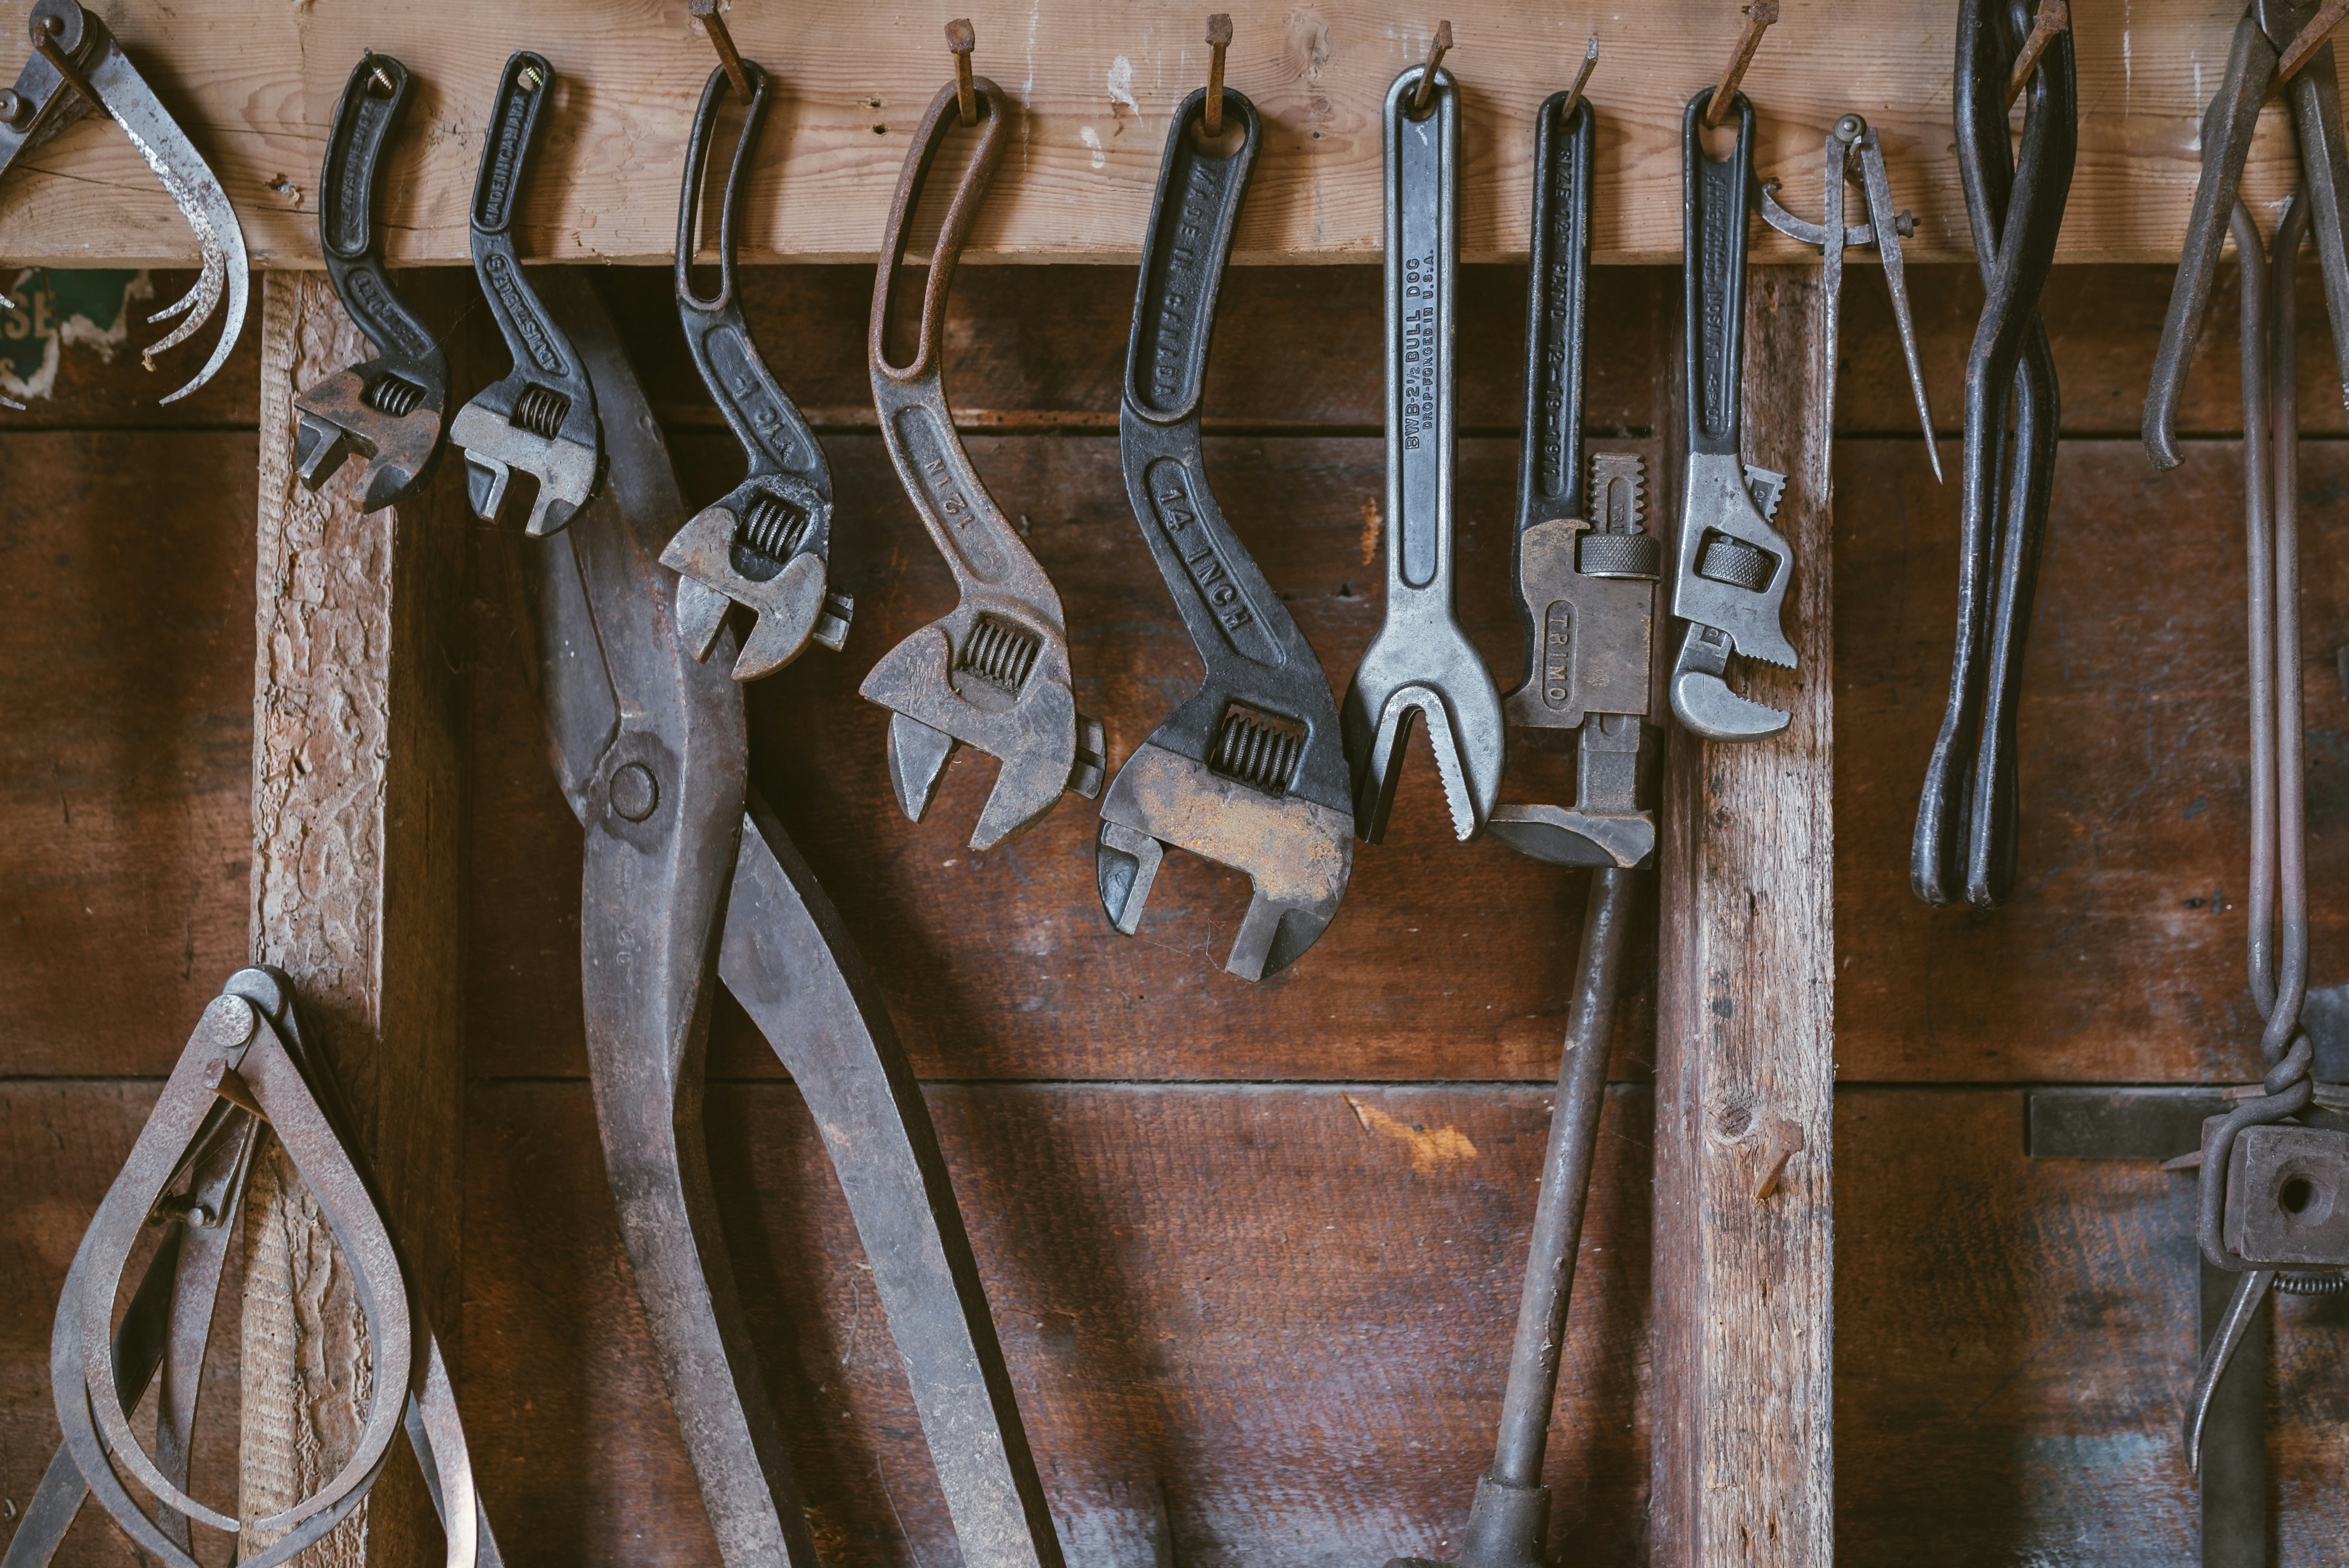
{"left": 0, "top": 269, "right": 260, "bottom": 429}
{"left": 0, "top": 431, "right": 257, "bottom": 1077}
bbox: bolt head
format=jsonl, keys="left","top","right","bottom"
{"left": 0, "top": 90, "right": 24, "bottom": 126}
{"left": 610, "top": 762, "right": 659, "bottom": 823}
{"left": 201, "top": 994, "right": 257, "bottom": 1053}
{"left": 1833, "top": 113, "right": 1866, "bottom": 141}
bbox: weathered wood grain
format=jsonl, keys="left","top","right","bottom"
{"left": 0, "top": 1, "right": 2292, "bottom": 267}
{"left": 239, "top": 272, "right": 468, "bottom": 1564}
{"left": 1652, "top": 267, "right": 1836, "bottom": 1568}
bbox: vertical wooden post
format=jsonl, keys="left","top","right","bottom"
{"left": 1652, "top": 265, "right": 1835, "bottom": 1567}
{"left": 240, "top": 271, "right": 465, "bottom": 1563}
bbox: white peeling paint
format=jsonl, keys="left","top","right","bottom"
{"left": 1080, "top": 125, "right": 1106, "bottom": 169}
{"left": 1107, "top": 55, "right": 1138, "bottom": 113}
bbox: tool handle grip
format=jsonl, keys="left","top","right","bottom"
{"left": 315, "top": 54, "right": 443, "bottom": 372}
{"left": 1682, "top": 89, "right": 1752, "bottom": 459}
{"left": 465, "top": 53, "right": 593, "bottom": 424}
{"left": 1385, "top": 65, "right": 1459, "bottom": 596}
{"left": 1124, "top": 87, "right": 1260, "bottom": 425}
{"left": 471, "top": 52, "right": 552, "bottom": 239}
{"left": 1516, "top": 90, "right": 1593, "bottom": 536}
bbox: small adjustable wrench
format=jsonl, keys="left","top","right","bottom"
{"left": 860, "top": 77, "right": 1103, "bottom": 852}
{"left": 1098, "top": 84, "right": 1355, "bottom": 981}
{"left": 292, "top": 53, "right": 450, "bottom": 515}
{"left": 451, "top": 53, "right": 602, "bottom": 538}
{"left": 1668, "top": 87, "right": 1797, "bottom": 744}
{"left": 1340, "top": 58, "right": 1505, "bottom": 842}
{"left": 659, "top": 62, "right": 853, "bottom": 681}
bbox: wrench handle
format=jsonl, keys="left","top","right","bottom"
{"left": 1516, "top": 89, "right": 1593, "bottom": 536}
{"left": 1682, "top": 88, "right": 1752, "bottom": 459}
{"left": 316, "top": 53, "right": 444, "bottom": 373}
{"left": 675, "top": 63, "right": 826, "bottom": 487}
{"left": 468, "top": 53, "right": 588, "bottom": 408}
{"left": 1385, "top": 65, "right": 1459, "bottom": 596}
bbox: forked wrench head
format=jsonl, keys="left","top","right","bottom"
{"left": 661, "top": 475, "right": 852, "bottom": 681}
{"left": 1096, "top": 740, "right": 1353, "bottom": 982}
{"left": 1340, "top": 646, "right": 1506, "bottom": 843}
{"left": 294, "top": 360, "right": 446, "bottom": 514}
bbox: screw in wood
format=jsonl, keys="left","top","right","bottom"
{"left": 2003, "top": 0, "right": 2070, "bottom": 109}
{"left": 1752, "top": 1117, "right": 1807, "bottom": 1200}
{"left": 1409, "top": 19, "right": 1453, "bottom": 117}
{"left": 2277, "top": 0, "right": 2349, "bottom": 87}
{"left": 688, "top": 0, "right": 755, "bottom": 100}
{"left": 1559, "top": 34, "right": 1599, "bottom": 123}
{"left": 1701, "top": 0, "right": 1777, "bottom": 130}
{"left": 518, "top": 62, "right": 545, "bottom": 92}
{"left": 947, "top": 17, "right": 978, "bottom": 126}
{"left": 1203, "top": 13, "right": 1233, "bottom": 136}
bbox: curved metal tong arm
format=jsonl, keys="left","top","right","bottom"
{"left": 293, "top": 52, "right": 453, "bottom": 513}
{"left": 859, "top": 76, "right": 1103, "bottom": 852}
{"left": 1911, "top": 0, "right": 2075, "bottom": 909}
{"left": 1096, "top": 85, "right": 1355, "bottom": 981}
{"left": 660, "top": 61, "right": 852, "bottom": 682}
{"left": 0, "top": 0, "right": 250, "bottom": 405}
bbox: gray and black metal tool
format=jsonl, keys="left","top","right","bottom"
{"left": 0, "top": 0, "right": 249, "bottom": 406}
{"left": 529, "top": 267, "right": 1066, "bottom": 1568}
{"left": 1666, "top": 85, "right": 1796, "bottom": 745}
{"left": 1340, "top": 48, "right": 1506, "bottom": 842}
{"left": 6, "top": 968, "right": 501, "bottom": 1568}
{"left": 451, "top": 52, "right": 601, "bottom": 538}
{"left": 1097, "top": 74, "right": 1355, "bottom": 982}
{"left": 859, "top": 65, "right": 1104, "bottom": 851}
{"left": 659, "top": 61, "right": 852, "bottom": 682}
{"left": 292, "top": 52, "right": 450, "bottom": 514}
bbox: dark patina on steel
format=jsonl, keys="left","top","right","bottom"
{"left": 1097, "top": 84, "right": 1355, "bottom": 982}
{"left": 292, "top": 52, "right": 451, "bottom": 514}
{"left": 1340, "top": 56, "right": 1506, "bottom": 845}
{"left": 528, "top": 268, "right": 1065, "bottom": 1568}
{"left": 859, "top": 75, "right": 1103, "bottom": 852}
{"left": 659, "top": 61, "right": 853, "bottom": 681}
{"left": 9, "top": 968, "right": 501, "bottom": 1568}
{"left": 451, "top": 52, "right": 602, "bottom": 538}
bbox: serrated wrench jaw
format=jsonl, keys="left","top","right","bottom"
{"left": 1670, "top": 451, "right": 1798, "bottom": 670}
{"left": 1339, "top": 662, "right": 1506, "bottom": 844}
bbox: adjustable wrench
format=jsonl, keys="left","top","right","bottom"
{"left": 659, "top": 62, "right": 853, "bottom": 681}
{"left": 860, "top": 76, "right": 1104, "bottom": 851}
{"left": 293, "top": 53, "right": 451, "bottom": 514}
{"left": 451, "top": 53, "right": 602, "bottom": 538}
{"left": 1097, "top": 84, "right": 1355, "bottom": 981}
{"left": 1341, "top": 59, "right": 1505, "bottom": 841}
{"left": 1668, "top": 87, "right": 1797, "bottom": 744}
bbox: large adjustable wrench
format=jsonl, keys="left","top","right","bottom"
{"left": 451, "top": 52, "right": 602, "bottom": 538}
{"left": 1097, "top": 84, "right": 1355, "bottom": 981}
{"left": 1341, "top": 59, "right": 1505, "bottom": 841}
{"left": 1668, "top": 86, "right": 1797, "bottom": 744}
{"left": 859, "top": 76, "right": 1104, "bottom": 851}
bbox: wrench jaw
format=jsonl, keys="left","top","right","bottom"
{"left": 1666, "top": 453, "right": 1797, "bottom": 742}
{"left": 859, "top": 603, "right": 1106, "bottom": 852}
{"left": 659, "top": 476, "right": 854, "bottom": 682}
{"left": 1339, "top": 653, "right": 1506, "bottom": 844}
{"left": 1095, "top": 740, "right": 1354, "bottom": 981}
{"left": 292, "top": 361, "right": 448, "bottom": 515}
{"left": 451, "top": 383, "right": 603, "bottom": 540}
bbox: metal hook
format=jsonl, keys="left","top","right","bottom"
{"left": 688, "top": 0, "right": 754, "bottom": 100}
{"left": 1203, "top": 13, "right": 1232, "bottom": 136}
{"left": 2003, "top": 0, "right": 2070, "bottom": 107}
{"left": 1701, "top": 0, "right": 1776, "bottom": 130}
{"left": 2277, "top": 0, "right": 2349, "bottom": 85}
{"left": 947, "top": 16, "right": 977, "bottom": 126}
{"left": 31, "top": 13, "right": 104, "bottom": 120}
{"left": 1408, "top": 19, "right": 1452, "bottom": 117}
{"left": 1559, "top": 34, "right": 1599, "bottom": 123}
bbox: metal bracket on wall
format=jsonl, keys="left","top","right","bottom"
{"left": 2024, "top": 1089, "right": 2260, "bottom": 1568}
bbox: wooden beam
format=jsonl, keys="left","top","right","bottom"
{"left": 1652, "top": 265, "right": 1835, "bottom": 1566}
{"left": 238, "top": 272, "right": 466, "bottom": 1562}
{"left": 0, "top": 0, "right": 2272, "bottom": 267}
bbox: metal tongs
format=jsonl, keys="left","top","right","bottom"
{"left": 0, "top": 0, "right": 250, "bottom": 406}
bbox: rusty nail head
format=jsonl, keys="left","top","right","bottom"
{"left": 689, "top": 0, "right": 754, "bottom": 100}
{"left": 2276, "top": 0, "right": 2343, "bottom": 84}
{"left": 1753, "top": 1117, "right": 1806, "bottom": 1200}
{"left": 1702, "top": 0, "right": 1778, "bottom": 129}
{"left": 1410, "top": 19, "right": 1453, "bottom": 117}
{"left": 2004, "top": 0, "right": 2071, "bottom": 107}
{"left": 201, "top": 994, "right": 257, "bottom": 1053}
{"left": 948, "top": 18, "right": 978, "bottom": 126}
{"left": 1204, "top": 12, "right": 1233, "bottom": 136}
{"left": 1559, "top": 34, "right": 1599, "bottom": 123}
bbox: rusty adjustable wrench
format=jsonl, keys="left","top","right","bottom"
{"left": 860, "top": 74, "right": 1103, "bottom": 851}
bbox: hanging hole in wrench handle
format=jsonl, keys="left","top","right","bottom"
{"left": 870, "top": 77, "right": 1005, "bottom": 382}
{"left": 1385, "top": 63, "right": 1458, "bottom": 593}
{"left": 1682, "top": 87, "right": 1753, "bottom": 458}
{"left": 1126, "top": 86, "right": 1259, "bottom": 426}
{"left": 1516, "top": 87, "right": 1593, "bottom": 535}
{"left": 675, "top": 60, "right": 767, "bottom": 318}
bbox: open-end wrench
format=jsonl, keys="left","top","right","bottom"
{"left": 659, "top": 62, "right": 853, "bottom": 682}
{"left": 0, "top": 0, "right": 249, "bottom": 406}
{"left": 292, "top": 53, "right": 450, "bottom": 515}
{"left": 451, "top": 52, "right": 602, "bottom": 538}
{"left": 860, "top": 75, "right": 1104, "bottom": 852}
{"left": 1667, "top": 86, "right": 1797, "bottom": 745}
{"left": 1097, "top": 82, "right": 1355, "bottom": 982}
{"left": 1341, "top": 57, "right": 1505, "bottom": 842}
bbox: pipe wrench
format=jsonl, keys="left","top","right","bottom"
{"left": 860, "top": 76, "right": 1103, "bottom": 850}
{"left": 0, "top": 0, "right": 248, "bottom": 406}
{"left": 1097, "top": 84, "right": 1355, "bottom": 981}
{"left": 1341, "top": 58, "right": 1506, "bottom": 841}
{"left": 1668, "top": 87, "right": 1797, "bottom": 744}
{"left": 527, "top": 268, "right": 1064, "bottom": 1568}
{"left": 451, "top": 53, "right": 602, "bottom": 538}
{"left": 292, "top": 52, "right": 451, "bottom": 515}
{"left": 659, "top": 62, "right": 853, "bottom": 682}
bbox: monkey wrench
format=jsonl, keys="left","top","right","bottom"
{"left": 861, "top": 75, "right": 1104, "bottom": 850}
{"left": 1097, "top": 84, "right": 1355, "bottom": 982}
{"left": 1341, "top": 59, "right": 1505, "bottom": 843}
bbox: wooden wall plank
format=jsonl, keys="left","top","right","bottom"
{"left": 0, "top": 1, "right": 2288, "bottom": 267}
